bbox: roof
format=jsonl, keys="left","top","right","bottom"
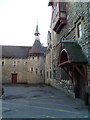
{"left": 61, "top": 40, "right": 88, "bottom": 63}
{"left": 0, "top": 43, "right": 47, "bottom": 58}
{"left": 0, "top": 45, "right": 32, "bottom": 58}
{"left": 34, "top": 24, "right": 40, "bottom": 35}
{"left": 29, "top": 40, "right": 47, "bottom": 55}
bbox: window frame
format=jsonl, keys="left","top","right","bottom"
{"left": 77, "top": 23, "right": 82, "bottom": 38}
{"left": 75, "top": 19, "right": 84, "bottom": 40}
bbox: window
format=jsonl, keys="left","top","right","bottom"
{"left": 24, "top": 61, "right": 27, "bottom": 65}
{"left": 60, "top": 2, "right": 66, "bottom": 11}
{"left": 50, "top": 2, "right": 66, "bottom": 33}
{"left": 53, "top": 70, "right": 56, "bottom": 79}
{"left": 75, "top": 19, "right": 84, "bottom": 40}
{"left": 31, "top": 68, "right": 33, "bottom": 73}
{"left": 12, "top": 61, "right": 17, "bottom": 66}
{"left": 36, "top": 68, "right": 37, "bottom": 74}
{"left": 40, "top": 70, "right": 42, "bottom": 76}
{"left": 2, "top": 61, "right": 5, "bottom": 67}
{"left": 77, "top": 23, "right": 82, "bottom": 38}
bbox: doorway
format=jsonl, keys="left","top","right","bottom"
{"left": 12, "top": 74, "right": 17, "bottom": 83}
{"left": 74, "top": 66, "right": 85, "bottom": 99}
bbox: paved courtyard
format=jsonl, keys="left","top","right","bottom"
{"left": 0, "top": 84, "right": 89, "bottom": 119}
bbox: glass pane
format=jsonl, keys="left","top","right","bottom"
{"left": 60, "top": 12, "right": 66, "bottom": 17}
{"left": 78, "top": 24, "right": 82, "bottom": 31}
{"left": 79, "top": 30, "right": 82, "bottom": 38}
{"left": 78, "top": 23, "right": 82, "bottom": 38}
{"left": 60, "top": 2, "right": 65, "bottom": 11}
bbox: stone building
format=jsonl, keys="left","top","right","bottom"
{"left": 0, "top": 24, "right": 46, "bottom": 84}
{"left": 45, "top": 0, "right": 90, "bottom": 104}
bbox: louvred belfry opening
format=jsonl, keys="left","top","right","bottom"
{"left": 48, "top": 0, "right": 66, "bottom": 33}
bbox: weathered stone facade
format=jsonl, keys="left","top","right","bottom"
{"left": 45, "top": 1, "right": 90, "bottom": 101}
{"left": 45, "top": 31, "right": 52, "bottom": 85}
{"left": 27, "top": 55, "right": 45, "bottom": 84}
{"left": 1, "top": 58, "right": 28, "bottom": 83}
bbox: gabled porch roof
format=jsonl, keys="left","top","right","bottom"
{"left": 58, "top": 40, "right": 88, "bottom": 67}
{"left": 57, "top": 40, "right": 88, "bottom": 85}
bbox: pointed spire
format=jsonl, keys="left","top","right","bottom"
{"left": 34, "top": 24, "right": 40, "bottom": 36}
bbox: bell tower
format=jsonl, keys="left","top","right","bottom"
{"left": 34, "top": 24, "right": 40, "bottom": 40}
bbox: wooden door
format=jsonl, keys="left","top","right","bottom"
{"left": 12, "top": 74, "right": 17, "bottom": 83}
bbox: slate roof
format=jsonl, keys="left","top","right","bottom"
{"left": 61, "top": 40, "right": 88, "bottom": 63}
{"left": 0, "top": 46, "right": 32, "bottom": 58}
{"left": 0, "top": 43, "right": 47, "bottom": 58}
{"left": 29, "top": 40, "right": 47, "bottom": 55}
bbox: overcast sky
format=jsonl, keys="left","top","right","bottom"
{"left": 0, "top": 0, "right": 52, "bottom": 46}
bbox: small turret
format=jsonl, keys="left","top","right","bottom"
{"left": 34, "top": 24, "right": 40, "bottom": 35}
{"left": 29, "top": 24, "right": 45, "bottom": 56}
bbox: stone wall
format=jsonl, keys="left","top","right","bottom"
{"left": 27, "top": 55, "right": 45, "bottom": 84}
{"left": 1, "top": 58, "right": 28, "bottom": 84}
{"left": 46, "top": 2, "right": 90, "bottom": 96}
{"left": 1, "top": 55, "right": 46, "bottom": 84}
{"left": 45, "top": 50, "right": 51, "bottom": 85}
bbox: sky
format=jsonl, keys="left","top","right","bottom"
{"left": 0, "top": 0, "right": 52, "bottom": 46}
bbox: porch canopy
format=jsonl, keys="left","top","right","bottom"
{"left": 57, "top": 40, "right": 88, "bottom": 85}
